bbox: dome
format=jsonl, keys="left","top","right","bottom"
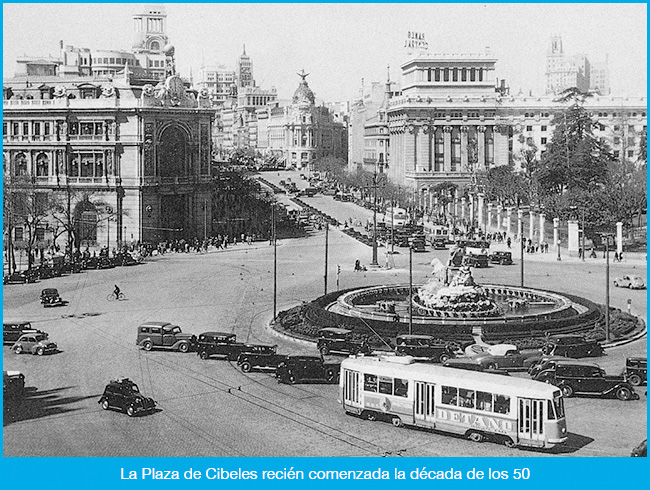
{"left": 163, "top": 44, "right": 175, "bottom": 57}
{"left": 292, "top": 70, "right": 315, "bottom": 106}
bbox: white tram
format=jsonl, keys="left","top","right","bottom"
{"left": 340, "top": 355, "right": 567, "bottom": 449}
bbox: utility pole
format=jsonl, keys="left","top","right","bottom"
{"left": 409, "top": 245, "right": 413, "bottom": 335}
{"left": 519, "top": 215, "right": 525, "bottom": 287}
{"left": 272, "top": 204, "right": 277, "bottom": 322}
{"left": 324, "top": 222, "right": 329, "bottom": 294}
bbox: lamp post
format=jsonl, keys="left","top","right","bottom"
{"left": 323, "top": 222, "right": 329, "bottom": 294}
{"left": 599, "top": 232, "right": 614, "bottom": 342}
{"left": 409, "top": 244, "right": 413, "bottom": 335}
{"left": 272, "top": 203, "right": 277, "bottom": 322}
{"left": 518, "top": 211, "right": 525, "bottom": 287}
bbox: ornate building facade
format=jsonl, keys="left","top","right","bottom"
{"left": 3, "top": 7, "right": 215, "bottom": 255}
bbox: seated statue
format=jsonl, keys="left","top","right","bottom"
{"left": 449, "top": 266, "right": 475, "bottom": 288}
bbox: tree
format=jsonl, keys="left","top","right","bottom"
{"left": 538, "top": 88, "right": 614, "bottom": 197}
{"left": 483, "top": 166, "right": 527, "bottom": 206}
{"left": 313, "top": 156, "right": 346, "bottom": 180}
{"left": 229, "top": 148, "right": 256, "bottom": 167}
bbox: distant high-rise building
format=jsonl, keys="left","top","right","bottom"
{"left": 236, "top": 45, "right": 254, "bottom": 89}
{"left": 545, "top": 34, "right": 610, "bottom": 95}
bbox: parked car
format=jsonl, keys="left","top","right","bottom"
{"left": 631, "top": 439, "right": 647, "bottom": 457}
{"left": 136, "top": 322, "right": 197, "bottom": 352}
{"left": 409, "top": 237, "right": 427, "bottom": 252}
{"left": 3, "top": 370, "right": 25, "bottom": 400}
{"left": 276, "top": 356, "right": 340, "bottom": 384}
{"left": 394, "top": 334, "right": 457, "bottom": 363}
{"left": 462, "top": 253, "right": 489, "bottom": 268}
{"left": 98, "top": 378, "right": 156, "bottom": 417}
{"left": 614, "top": 275, "right": 645, "bottom": 289}
{"left": 3, "top": 320, "right": 47, "bottom": 345}
{"left": 624, "top": 357, "right": 647, "bottom": 386}
{"left": 97, "top": 256, "right": 114, "bottom": 269}
{"left": 3, "top": 269, "right": 38, "bottom": 284}
{"left": 526, "top": 355, "right": 585, "bottom": 377}
{"left": 471, "top": 343, "right": 543, "bottom": 371}
{"left": 442, "top": 358, "right": 510, "bottom": 375}
{"left": 236, "top": 345, "right": 286, "bottom": 373}
{"left": 432, "top": 238, "right": 447, "bottom": 250}
{"left": 489, "top": 251, "right": 513, "bottom": 265}
{"left": 12, "top": 332, "right": 57, "bottom": 356}
{"left": 541, "top": 334, "right": 604, "bottom": 358}
{"left": 317, "top": 327, "right": 371, "bottom": 356}
{"left": 196, "top": 332, "right": 248, "bottom": 361}
{"left": 40, "top": 288, "right": 64, "bottom": 307}
{"left": 534, "top": 361, "right": 639, "bottom": 400}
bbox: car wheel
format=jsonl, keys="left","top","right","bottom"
{"left": 628, "top": 374, "right": 642, "bottom": 386}
{"left": 439, "top": 353, "right": 451, "bottom": 364}
{"left": 199, "top": 351, "right": 209, "bottom": 360}
{"left": 613, "top": 281, "right": 619, "bottom": 288}
{"left": 486, "top": 362, "right": 497, "bottom": 370}
{"left": 628, "top": 284, "right": 633, "bottom": 289}
{"left": 319, "top": 346, "right": 329, "bottom": 356}
{"left": 142, "top": 340, "right": 153, "bottom": 351}
{"left": 36, "top": 347, "right": 44, "bottom": 356}
{"left": 178, "top": 343, "right": 189, "bottom": 353}
{"left": 391, "top": 416, "right": 403, "bottom": 428}
{"left": 561, "top": 384, "right": 574, "bottom": 397}
{"left": 467, "top": 431, "right": 485, "bottom": 443}
{"left": 616, "top": 386, "right": 633, "bottom": 401}
{"left": 101, "top": 400, "right": 110, "bottom": 410}
{"left": 240, "top": 362, "right": 252, "bottom": 373}
{"left": 14, "top": 345, "right": 23, "bottom": 354}
{"left": 126, "top": 406, "right": 136, "bottom": 417}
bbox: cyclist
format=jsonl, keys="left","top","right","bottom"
{"left": 113, "top": 285, "right": 121, "bottom": 300}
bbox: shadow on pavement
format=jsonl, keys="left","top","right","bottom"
{"left": 3, "top": 386, "right": 100, "bottom": 427}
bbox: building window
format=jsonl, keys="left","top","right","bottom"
{"left": 36, "top": 153, "right": 49, "bottom": 176}
{"left": 613, "top": 137, "right": 620, "bottom": 145}
{"left": 452, "top": 68, "right": 458, "bottom": 81}
{"left": 14, "top": 227, "right": 23, "bottom": 241}
{"left": 613, "top": 150, "right": 620, "bottom": 158}
{"left": 13, "top": 152, "right": 28, "bottom": 176}
{"left": 35, "top": 227, "right": 46, "bottom": 241}
{"left": 627, "top": 150, "right": 634, "bottom": 158}
{"left": 541, "top": 137, "right": 547, "bottom": 145}
{"left": 461, "top": 68, "right": 467, "bottom": 81}
{"left": 434, "top": 68, "right": 440, "bottom": 82}
{"left": 443, "top": 68, "right": 449, "bottom": 82}
{"left": 628, "top": 137, "right": 635, "bottom": 146}
{"left": 629, "top": 125, "right": 635, "bottom": 132}
{"left": 3, "top": 123, "right": 7, "bottom": 136}
{"left": 23, "top": 122, "right": 29, "bottom": 136}
{"left": 44, "top": 122, "right": 51, "bottom": 136}
{"left": 614, "top": 125, "right": 620, "bottom": 131}
{"left": 526, "top": 125, "right": 533, "bottom": 131}
{"left": 541, "top": 125, "right": 547, "bottom": 132}
{"left": 470, "top": 68, "right": 476, "bottom": 81}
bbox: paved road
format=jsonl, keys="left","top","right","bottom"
{"left": 3, "top": 172, "right": 647, "bottom": 457}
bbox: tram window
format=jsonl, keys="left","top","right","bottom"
{"left": 459, "top": 389, "right": 475, "bottom": 408}
{"left": 364, "top": 374, "right": 378, "bottom": 392}
{"left": 378, "top": 376, "right": 393, "bottom": 395}
{"left": 553, "top": 396, "right": 565, "bottom": 418}
{"left": 547, "top": 400, "right": 556, "bottom": 420}
{"left": 494, "top": 395, "right": 510, "bottom": 414}
{"left": 477, "top": 391, "right": 492, "bottom": 411}
{"left": 442, "top": 386, "right": 458, "bottom": 405}
{"left": 394, "top": 378, "right": 408, "bottom": 398}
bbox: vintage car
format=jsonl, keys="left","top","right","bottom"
{"left": 276, "top": 356, "right": 340, "bottom": 384}
{"left": 98, "top": 378, "right": 156, "bottom": 417}
{"left": 614, "top": 275, "right": 645, "bottom": 290}
{"left": 3, "top": 370, "right": 26, "bottom": 400}
{"left": 236, "top": 345, "right": 286, "bottom": 373}
{"left": 317, "top": 327, "right": 371, "bottom": 356}
{"left": 631, "top": 439, "right": 647, "bottom": 457}
{"left": 12, "top": 332, "right": 58, "bottom": 355}
{"left": 3, "top": 320, "right": 47, "bottom": 345}
{"left": 624, "top": 357, "right": 647, "bottom": 386}
{"left": 4, "top": 269, "right": 38, "bottom": 284}
{"left": 136, "top": 322, "right": 196, "bottom": 353}
{"left": 442, "top": 358, "right": 510, "bottom": 376}
{"left": 469, "top": 343, "right": 542, "bottom": 371}
{"left": 196, "top": 332, "right": 248, "bottom": 361}
{"left": 40, "top": 288, "right": 65, "bottom": 307}
{"left": 489, "top": 251, "right": 513, "bottom": 265}
{"left": 534, "top": 361, "right": 639, "bottom": 400}
{"left": 462, "top": 253, "right": 489, "bottom": 268}
{"left": 394, "top": 334, "right": 457, "bottom": 363}
{"left": 432, "top": 238, "right": 448, "bottom": 250}
{"left": 409, "top": 236, "right": 427, "bottom": 252}
{"left": 541, "top": 334, "right": 604, "bottom": 358}
{"left": 526, "top": 355, "right": 585, "bottom": 377}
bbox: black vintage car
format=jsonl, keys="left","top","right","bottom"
{"left": 4, "top": 269, "right": 39, "bottom": 284}
{"left": 432, "top": 238, "right": 447, "bottom": 250}
{"left": 236, "top": 345, "right": 286, "bottom": 373}
{"left": 98, "top": 378, "right": 156, "bottom": 417}
{"left": 40, "top": 288, "right": 65, "bottom": 307}
{"left": 196, "top": 332, "right": 248, "bottom": 361}
{"left": 3, "top": 320, "right": 47, "bottom": 345}
{"left": 624, "top": 357, "right": 647, "bottom": 386}
{"left": 394, "top": 334, "right": 457, "bottom": 363}
{"left": 462, "top": 254, "right": 489, "bottom": 268}
{"left": 317, "top": 327, "right": 371, "bottom": 356}
{"left": 534, "top": 361, "right": 639, "bottom": 400}
{"left": 541, "top": 334, "right": 604, "bottom": 358}
{"left": 276, "top": 356, "right": 340, "bottom": 384}
{"left": 489, "top": 251, "right": 513, "bottom": 265}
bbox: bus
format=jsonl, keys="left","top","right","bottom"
{"left": 339, "top": 355, "right": 567, "bottom": 449}
{"left": 423, "top": 222, "right": 451, "bottom": 244}
{"left": 381, "top": 207, "right": 408, "bottom": 229}
{"left": 461, "top": 239, "right": 490, "bottom": 256}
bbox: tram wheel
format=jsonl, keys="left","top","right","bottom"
{"left": 364, "top": 411, "right": 377, "bottom": 422}
{"left": 503, "top": 437, "right": 516, "bottom": 448}
{"left": 391, "top": 416, "right": 403, "bottom": 428}
{"left": 467, "top": 431, "right": 485, "bottom": 443}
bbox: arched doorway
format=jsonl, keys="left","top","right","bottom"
{"left": 158, "top": 125, "right": 187, "bottom": 178}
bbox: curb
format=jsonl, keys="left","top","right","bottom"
{"left": 603, "top": 324, "right": 647, "bottom": 349}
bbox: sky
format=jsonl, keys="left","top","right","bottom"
{"left": 2, "top": 2, "right": 647, "bottom": 102}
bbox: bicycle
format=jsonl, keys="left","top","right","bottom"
{"left": 107, "top": 292, "right": 126, "bottom": 301}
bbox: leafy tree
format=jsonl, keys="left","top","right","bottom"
{"left": 313, "top": 156, "right": 346, "bottom": 180}
{"left": 639, "top": 128, "right": 647, "bottom": 164}
{"left": 229, "top": 148, "right": 256, "bottom": 166}
{"left": 483, "top": 165, "right": 527, "bottom": 206}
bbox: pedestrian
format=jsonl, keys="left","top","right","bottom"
{"left": 506, "top": 237, "right": 511, "bottom": 249}
{"left": 578, "top": 247, "right": 583, "bottom": 259}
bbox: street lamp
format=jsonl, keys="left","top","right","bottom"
{"left": 518, "top": 213, "right": 525, "bottom": 287}
{"left": 409, "top": 244, "right": 413, "bottom": 335}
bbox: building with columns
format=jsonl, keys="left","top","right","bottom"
{"left": 3, "top": 6, "right": 215, "bottom": 257}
